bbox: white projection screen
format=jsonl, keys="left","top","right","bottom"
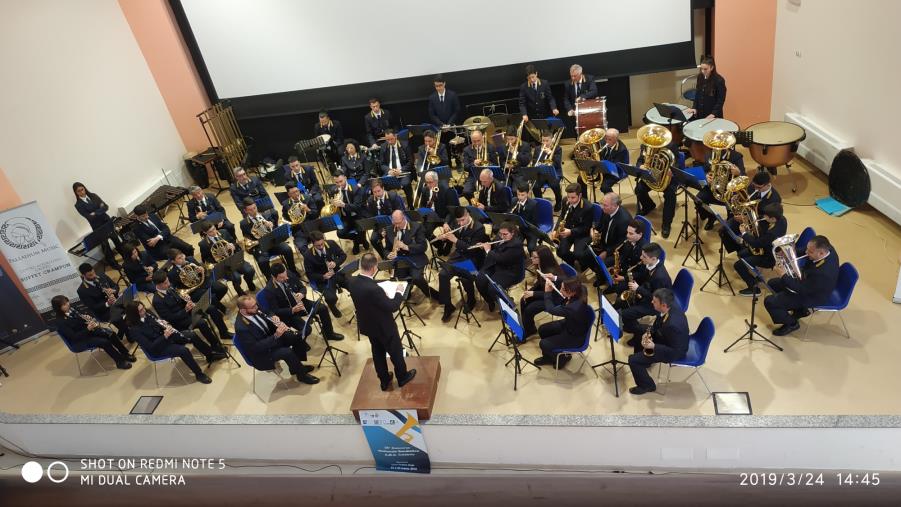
{"left": 180, "top": 0, "right": 693, "bottom": 99}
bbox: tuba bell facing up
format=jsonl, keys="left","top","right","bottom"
{"left": 772, "top": 234, "right": 803, "bottom": 279}
{"left": 724, "top": 175, "right": 751, "bottom": 212}
{"left": 574, "top": 127, "right": 605, "bottom": 185}
{"left": 704, "top": 129, "right": 738, "bottom": 202}
{"left": 637, "top": 124, "right": 675, "bottom": 192}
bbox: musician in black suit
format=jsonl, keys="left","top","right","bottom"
{"left": 230, "top": 167, "right": 273, "bottom": 214}
{"left": 518, "top": 64, "right": 559, "bottom": 142}
{"left": 473, "top": 169, "right": 511, "bottom": 214}
{"left": 734, "top": 203, "right": 788, "bottom": 296}
{"left": 627, "top": 288, "right": 690, "bottom": 395}
{"left": 720, "top": 170, "right": 781, "bottom": 253}
{"left": 364, "top": 97, "right": 394, "bottom": 148}
{"left": 187, "top": 185, "right": 236, "bottom": 238}
{"left": 531, "top": 130, "right": 563, "bottom": 209}
{"left": 240, "top": 198, "right": 298, "bottom": 278}
{"left": 579, "top": 129, "right": 629, "bottom": 196}
{"left": 634, "top": 138, "right": 681, "bottom": 239}
{"left": 52, "top": 295, "right": 134, "bottom": 369}
{"left": 348, "top": 253, "right": 416, "bottom": 390}
{"left": 474, "top": 222, "right": 525, "bottom": 313}
{"left": 121, "top": 241, "right": 158, "bottom": 293}
{"left": 284, "top": 157, "right": 323, "bottom": 206}
{"left": 381, "top": 210, "right": 433, "bottom": 301}
{"left": 151, "top": 270, "right": 227, "bottom": 353}
{"left": 533, "top": 278, "right": 594, "bottom": 369}
{"left": 281, "top": 182, "right": 318, "bottom": 252}
{"left": 428, "top": 74, "right": 462, "bottom": 128}
{"left": 365, "top": 179, "right": 406, "bottom": 258}
{"left": 233, "top": 295, "right": 319, "bottom": 384}
{"left": 438, "top": 207, "right": 489, "bottom": 322}
{"left": 125, "top": 301, "right": 219, "bottom": 384}
{"left": 76, "top": 263, "right": 127, "bottom": 339}
{"left": 313, "top": 110, "right": 344, "bottom": 165}
{"left": 686, "top": 56, "right": 727, "bottom": 120}
{"left": 330, "top": 172, "right": 369, "bottom": 254}
{"left": 554, "top": 184, "right": 593, "bottom": 268}
{"left": 764, "top": 235, "right": 840, "bottom": 336}
{"left": 605, "top": 219, "right": 648, "bottom": 289}
{"left": 414, "top": 170, "right": 457, "bottom": 218}
{"left": 520, "top": 246, "right": 564, "bottom": 339}
{"left": 260, "top": 263, "right": 344, "bottom": 342}
{"left": 498, "top": 127, "right": 531, "bottom": 188}
{"left": 72, "top": 182, "right": 122, "bottom": 268}
{"left": 695, "top": 150, "right": 745, "bottom": 229}
{"left": 614, "top": 243, "right": 673, "bottom": 342}
{"left": 580, "top": 193, "right": 632, "bottom": 285}
{"left": 198, "top": 220, "right": 257, "bottom": 296}
{"left": 414, "top": 130, "right": 449, "bottom": 176}
{"left": 562, "top": 64, "right": 598, "bottom": 117}
{"left": 131, "top": 204, "right": 194, "bottom": 261}
{"left": 461, "top": 130, "right": 498, "bottom": 200}
{"left": 379, "top": 129, "right": 415, "bottom": 208}
{"left": 340, "top": 139, "right": 371, "bottom": 185}
{"left": 510, "top": 184, "right": 539, "bottom": 252}
{"left": 303, "top": 230, "right": 348, "bottom": 318}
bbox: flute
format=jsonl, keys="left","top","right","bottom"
{"left": 430, "top": 220, "right": 470, "bottom": 243}
{"left": 536, "top": 269, "right": 566, "bottom": 298}
{"left": 467, "top": 239, "right": 504, "bottom": 250}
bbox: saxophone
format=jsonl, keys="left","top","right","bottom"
{"left": 637, "top": 124, "right": 674, "bottom": 192}
{"left": 550, "top": 204, "right": 572, "bottom": 244}
{"left": 704, "top": 130, "right": 738, "bottom": 202}
{"left": 619, "top": 261, "right": 643, "bottom": 305}
{"left": 611, "top": 240, "right": 626, "bottom": 279}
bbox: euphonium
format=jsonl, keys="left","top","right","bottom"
{"left": 724, "top": 175, "right": 751, "bottom": 212}
{"left": 287, "top": 198, "right": 307, "bottom": 225}
{"left": 637, "top": 124, "right": 674, "bottom": 192}
{"left": 772, "top": 234, "right": 804, "bottom": 279}
{"left": 704, "top": 130, "right": 738, "bottom": 202}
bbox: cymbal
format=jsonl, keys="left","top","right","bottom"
{"left": 463, "top": 115, "right": 495, "bottom": 138}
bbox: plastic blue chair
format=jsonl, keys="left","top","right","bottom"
{"left": 255, "top": 290, "right": 272, "bottom": 314}
{"left": 503, "top": 186, "right": 513, "bottom": 204}
{"left": 803, "top": 263, "right": 858, "bottom": 339}
{"left": 232, "top": 333, "right": 290, "bottom": 402}
{"left": 795, "top": 226, "right": 816, "bottom": 257}
{"left": 552, "top": 308, "right": 597, "bottom": 379}
{"left": 659, "top": 247, "right": 666, "bottom": 264}
{"left": 560, "top": 263, "right": 578, "bottom": 278}
{"left": 677, "top": 151, "right": 686, "bottom": 170}
{"left": 672, "top": 268, "right": 694, "bottom": 311}
{"left": 135, "top": 337, "right": 191, "bottom": 388}
{"left": 535, "top": 198, "right": 554, "bottom": 233}
{"left": 635, "top": 215, "right": 653, "bottom": 239}
{"left": 591, "top": 203, "right": 603, "bottom": 223}
{"left": 658, "top": 316, "right": 715, "bottom": 395}
{"left": 56, "top": 328, "right": 110, "bottom": 376}
{"left": 347, "top": 177, "right": 358, "bottom": 188}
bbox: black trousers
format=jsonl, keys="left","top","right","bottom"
{"left": 395, "top": 265, "right": 431, "bottom": 299}
{"left": 578, "top": 173, "right": 618, "bottom": 201}
{"left": 532, "top": 173, "right": 562, "bottom": 205}
{"left": 224, "top": 261, "right": 256, "bottom": 292}
{"left": 164, "top": 236, "right": 196, "bottom": 258}
{"left": 628, "top": 341, "right": 678, "bottom": 390}
{"left": 557, "top": 235, "right": 590, "bottom": 269}
{"left": 719, "top": 217, "right": 742, "bottom": 253}
{"left": 635, "top": 180, "right": 677, "bottom": 228}
{"left": 173, "top": 315, "right": 224, "bottom": 351}
{"left": 283, "top": 297, "right": 336, "bottom": 337}
{"left": 734, "top": 249, "right": 775, "bottom": 288}
{"left": 367, "top": 331, "right": 408, "bottom": 384}
{"left": 336, "top": 217, "right": 367, "bottom": 248}
{"left": 520, "top": 296, "right": 545, "bottom": 338}
{"left": 268, "top": 344, "right": 308, "bottom": 375}
{"left": 438, "top": 263, "right": 477, "bottom": 310}
{"left": 615, "top": 300, "right": 656, "bottom": 336}
{"left": 156, "top": 342, "right": 205, "bottom": 377}
{"left": 578, "top": 244, "right": 608, "bottom": 277}
{"left": 74, "top": 329, "right": 130, "bottom": 364}
{"left": 696, "top": 186, "right": 727, "bottom": 222}
{"left": 764, "top": 278, "right": 806, "bottom": 326}
{"left": 476, "top": 270, "right": 520, "bottom": 307}
{"left": 318, "top": 272, "right": 347, "bottom": 310}
{"left": 538, "top": 320, "right": 583, "bottom": 360}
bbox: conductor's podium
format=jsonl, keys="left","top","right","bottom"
{"left": 350, "top": 356, "right": 441, "bottom": 421}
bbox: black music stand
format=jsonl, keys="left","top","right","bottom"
{"left": 377, "top": 271, "right": 421, "bottom": 356}
{"left": 518, "top": 165, "right": 540, "bottom": 190}
{"left": 724, "top": 259, "right": 783, "bottom": 352}
{"left": 490, "top": 274, "right": 538, "bottom": 391}
{"left": 590, "top": 300, "right": 628, "bottom": 398}
{"left": 259, "top": 224, "right": 291, "bottom": 254}
{"left": 653, "top": 103, "right": 688, "bottom": 124}
{"left": 575, "top": 159, "right": 604, "bottom": 202}
{"left": 307, "top": 290, "right": 348, "bottom": 375}
{"left": 212, "top": 248, "right": 245, "bottom": 281}
{"left": 670, "top": 168, "right": 709, "bottom": 269}
{"left": 434, "top": 257, "right": 481, "bottom": 329}
{"left": 189, "top": 212, "right": 224, "bottom": 234}
{"left": 301, "top": 215, "right": 345, "bottom": 237}
{"left": 700, "top": 210, "right": 736, "bottom": 295}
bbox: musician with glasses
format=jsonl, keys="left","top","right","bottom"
{"left": 132, "top": 204, "right": 195, "bottom": 261}
{"left": 303, "top": 230, "right": 348, "bottom": 318}
{"left": 530, "top": 130, "right": 563, "bottom": 210}
{"left": 563, "top": 64, "right": 598, "bottom": 121}
{"left": 428, "top": 74, "right": 462, "bottom": 130}
{"left": 519, "top": 64, "right": 559, "bottom": 143}
{"left": 151, "top": 270, "right": 229, "bottom": 356}
{"left": 415, "top": 170, "right": 457, "bottom": 220}
{"left": 581, "top": 192, "right": 632, "bottom": 286}
{"left": 474, "top": 222, "right": 525, "bottom": 313}
{"left": 733, "top": 203, "right": 787, "bottom": 297}
{"left": 381, "top": 210, "right": 434, "bottom": 302}
{"left": 230, "top": 167, "right": 273, "bottom": 214}
{"left": 187, "top": 185, "right": 235, "bottom": 238}
{"left": 437, "top": 207, "right": 489, "bottom": 322}
{"left": 198, "top": 220, "right": 257, "bottom": 296}
{"left": 76, "top": 263, "right": 127, "bottom": 340}
{"left": 554, "top": 184, "right": 593, "bottom": 268}
{"left": 461, "top": 130, "right": 498, "bottom": 201}
{"left": 260, "top": 263, "right": 344, "bottom": 342}
{"left": 240, "top": 198, "right": 298, "bottom": 278}
{"left": 52, "top": 295, "right": 134, "bottom": 370}
{"left": 764, "top": 235, "right": 839, "bottom": 337}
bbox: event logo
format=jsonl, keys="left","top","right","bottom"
{"left": 0, "top": 217, "right": 43, "bottom": 249}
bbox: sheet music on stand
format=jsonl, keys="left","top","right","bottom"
{"left": 190, "top": 289, "right": 212, "bottom": 327}
{"left": 377, "top": 280, "right": 408, "bottom": 299}
{"left": 190, "top": 212, "right": 224, "bottom": 234}
{"left": 498, "top": 298, "right": 525, "bottom": 342}
{"left": 259, "top": 223, "right": 291, "bottom": 252}
{"left": 212, "top": 249, "right": 245, "bottom": 280}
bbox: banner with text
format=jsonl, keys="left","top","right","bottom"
{"left": 360, "top": 409, "right": 430, "bottom": 474}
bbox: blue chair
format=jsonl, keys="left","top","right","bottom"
{"left": 658, "top": 316, "right": 715, "bottom": 395}
{"left": 795, "top": 226, "right": 816, "bottom": 257}
{"left": 659, "top": 247, "right": 666, "bottom": 264}
{"left": 551, "top": 309, "right": 597, "bottom": 379}
{"left": 676, "top": 151, "right": 686, "bottom": 170}
{"left": 255, "top": 291, "right": 272, "bottom": 314}
{"left": 635, "top": 215, "right": 653, "bottom": 239}
{"left": 56, "top": 328, "right": 110, "bottom": 377}
{"left": 672, "top": 268, "right": 694, "bottom": 311}
{"left": 232, "top": 334, "right": 290, "bottom": 402}
{"left": 135, "top": 338, "right": 191, "bottom": 388}
{"left": 348, "top": 177, "right": 358, "bottom": 188}
{"left": 591, "top": 203, "right": 603, "bottom": 223}
{"left": 535, "top": 198, "right": 554, "bottom": 233}
{"left": 803, "top": 263, "right": 858, "bottom": 340}
{"left": 503, "top": 186, "right": 513, "bottom": 205}
{"left": 560, "top": 263, "right": 578, "bottom": 278}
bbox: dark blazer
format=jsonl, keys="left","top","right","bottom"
{"left": 562, "top": 75, "right": 598, "bottom": 112}
{"left": 462, "top": 144, "right": 499, "bottom": 173}
{"left": 281, "top": 195, "right": 319, "bottom": 229}
{"left": 347, "top": 274, "right": 404, "bottom": 339}
{"left": 692, "top": 73, "right": 727, "bottom": 119}
{"left": 543, "top": 293, "right": 594, "bottom": 343}
{"left": 151, "top": 288, "right": 193, "bottom": 330}
{"left": 615, "top": 237, "right": 648, "bottom": 275}
{"left": 414, "top": 183, "right": 457, "bottom": 218}
{"left": 475, "top": 180, "right": 511, "bottom": 214}
{"left": 260, "top": 273, "right": 308, "bottom": 324}
{"left": 283, "top": 165, "right": 321, "bottom": 196}
{"left": 559, "top": 199, "right": 594, "bottom": 238}
{"left": 123, "top": 249, "right": 157, "bottom": 289}
{"left": 234, "top": 313, "right": 290, "bottom": 370}
{"left": 524, "top": 270, "right": 564, "bottom": 306}
{"left": 365, "top": 191, "right": 406, "bottom": 217}
{"left": 647, "top": 307, "right": 690, "bottom": 361}
{"left": 303, "top": 240, "right": 347, "bottom": 287}
{"left": 74, "top": 193, "right": 113, "bottom": 230}
{"left": 634, "top": 261, "right": 673, "bottom": 303}
{"left": 313, "top": 120, "right": 344, "bottom": 147}
{"left": 779, "top": 248, "right": 840, "bottom": 307}
{"left": 333, "top": 182, "right": 364, "bottom": 218}
{"left": 198, "top": 230, "right": 239, "bottom": 265}
{"left": 499, "top": 144, "right": 531, "bottom": 170}
{"left": 129, "top": 312, "right": 180, "bottom": 357}
{"left": 383, "top": 222, "right": 428, "bottom": 268}
{"left": 133, "top": 214, "right": 174, "bottom": 258}
{"left": 340, "top": 154, "right": 369, "bottom": 181}
{"left": 449, "top": 219, "right": 489, "bottom": 266}
{"left": 428, "top": 89, "right": 462, "bottom": 126}
{"left": 750, "top": 186, "right": 782, "bottom": 210}
{"left": 510, "top": 197, "right": 538, "bottom": 226}
{"left": 56, "top": 312, "right": 110, "bottom": 345}
{"left": 187, "top": 193, "right": 227, "bottom": 223}
{"left": 480, "top": 237, "right": 525, "bottom": 283}
{"left": 239, "top": 209, "right": 280, "bottom": 245}
{"left": 364, "top": 110, "right": 394, "bottom": 146}
{"left": 741, "top": 216, "right": 787, "bottom": 261}
{"left": 229, "top": 176, "right": 271, "bottom": 207}
{"left": 166, "top": 257, "right": 212, "bottom": 300}
{"left": 593, "top": 206, "right": 633, "bottom": 252}
{"left": 415, "top": 143, "right": 449, "bottom": 172}
{"left": 379, "top": 142, "right": 413, "bottom": 174}
{"left": 531, "top": 145, "right": 563, "bottom": 175}
{"left": 518, "top": 79, "right": 557, "bottom": 118}
{"left": 76, "top": 274, "right": 119, "bottom": 321}
{"left": 599, "top": 141, "right": 629, "bottom": 165}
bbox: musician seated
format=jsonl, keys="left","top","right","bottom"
{"left": 518, "top": 64, "right": 559, "bottom": 142}
{"left": 734, "top": 203, "right": 787, "bottom": 296}
{"left": 428, "top": 74, "right": 462, "bottom": 127}
{"left": 260, "top": 263, "right": 344, "bottom": 342}
{"left": 366, "top": 179, "right": 406, "bottom": 258}
{"left": 132, "top": 204, "right": 195, "bottom": 261}
{"left": 520, "top": 246, "right": 564, "bottom": 339}
{"left": 461, "top": 130, "right": 498, "bottom": 200}
{"left": 121, "top": 241, "right": 158, "bottom": 293}
{"left": 303, "top": 230, "right": 348, "bottom": 318}
{"left": 230, "top": 167, "right": 273, "bottom": 214}
{"left": 604, "top": 219, "right": 648, "bottom": 291}
{"left": 281, "top": 182, "right": 318, "bottom": 252}
{"left": 554, "top": 183, "right": 593, "bottom": 268}
{"left": 580, "top": 192, "right": 632, "bottom": 286}
{"left": 764, "top": 235, "right": 840, "bottom": 336}
{"left": 720, "top": 170, "right": 782, "bottom": 252}
{"left": 627, "top": 288, "right": 689, "bottom": 395}
{"left": 379, "top": 129, "right": 414, "bottom": 208}
{"left": 530, "top": 130, "right": 563, "bottom": 209}
{"left": 579, "top": 129, "right": 628, "bottom": 196}
{"left": 240, "top": 198, "right": 298, "bottom": 278}
{"left": 187, "top": 185, "right": 235, "bottom": 238}
{"left": 340, "top": 140, "right": 370, "bottom": 185}
{"left": 125, "top": 301, "right": 218, "bottom": 384}
{"left": 364, "top": 97, "right": 393, "bottom": 148}
{"left": 474, "top": 168, "right": 511, "bottom": 214}
{"left": 76, "top": 263, "right": 127, "bottom": 339}
{"left": 510, "top": 184, "right": 539, "bottom": 252}
{"left": 614, "top": 242, "right": 673, "bottom": 343}
{"left": 151, "top": 270, "right": 228, "bottom": 354}
{"left": 284, "top": 156, "right": 323, "bottom": 205}
{"left": 165, "top": 249, "right": 232, "bottom": 341}
{"left": 330, "top": 172, "right": 369, "bottom": 254}
{"left": 533, "top": 277, "right": 594, "bottom": 369}
{"left": 313, "top": 110, "right": 344, "bottom": 165}
{"left": 438, "top": 207, "right": 489, "bottom": 322}
{"left": 634, "top": 138, "right": 681, "bottom": 239}
{"left": 696, "top": 149, "right": 745, "bottom": 230}
{"left": 234, "top": 295, "right": 319, "bottom": 385}
{"left": 380, "top": 210, "right": 434, "bottom": 302}
{"left": 474, "top": 222, "right": 526, "bottom": 313}
{"left": 73, "top": 182, "right": 122, "bottom": 268}
{"left": 415, "top": 130, "right": 449, "bottom": 175}
{"left": 198, "top": 220, "right": 257, "bottom": 296}
{"left": 498, "top": 127, "right": 530, "bottom": 188}
{"left": 52, "top": 295, "right": 134, "bottom": 370}
{"left": 415, "top": 170, "right": 457, "bottom": 219}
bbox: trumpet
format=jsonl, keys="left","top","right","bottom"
{"left": 467, "top": 239, "right": 504, "bottom": 250}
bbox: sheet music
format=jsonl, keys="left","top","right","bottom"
{"left": 377, "top": 280, "right": 408, "bottom": 298}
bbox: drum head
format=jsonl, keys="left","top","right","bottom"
{"left": 829, "top": 149, "right": 871, "bottom": 207}
{"left": 645, "top": 103, "right": 691, "bottom": 125}
{"left": 746, "top": 121, "right": 806, "bottom": 145}
{"left": 683, "top": 118, "right": 739, "bottom": 142}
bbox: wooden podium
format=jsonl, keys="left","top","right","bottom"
{"left": 350, "top": 356, "right": 441, "bottom": 421}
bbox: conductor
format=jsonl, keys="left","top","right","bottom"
{"left": 348, "top": 253, "right": 417, "bottom": 391}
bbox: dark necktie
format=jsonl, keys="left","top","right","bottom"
{"left": 575, "top": 82, "right": 580, "bottom": 95}
{"left": 390, "top": 146, "right": 398, "bottom": 168}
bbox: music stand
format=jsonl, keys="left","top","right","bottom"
{"left": 307, "top": 290, "right": 348, "bottom": 374}
{"left": 653, "top": 103, "right": 688, "bottom": 124}
{"left": 590, "top": 296, "right": 629, "bottom": 397}
{"left": 259, "top": 224, "right": 291, "bottom": 254}
{"left": 724, "top": 259, "right": 783, "bottom": 352}
{"left": 377, "top": 269, "right": 421, "bottom": 355}
{"left": 435, "top": 257, "right": 481, "bottom": 329}
{"left": 189, "top": 212, "right": 224, "bottom": 234}
{"left": 301, "top": 215, "right": 345, "bottom": 237}
{"left": 108, "top": 284, "right": 136, "bottom": 324}
{"left": 670, "top": 168, "right": 709, "bottom": 269}
{"left": 190, "top": 288, "right": 212, "bottom": 327}
{"left": 700, "top": 210, "right": 737, "bottom": 295}
{"left": 212, "top": 249, "right": 245, "bottom": 282}
{"left": 590, "top": 252, "right": 616, "bottom": 341}
{"left": 518, "top": 165, "right": 540, "bottom": 189}
{"left": 574, "top": 159, "right": 604, "bottom": 202}
{"left": 491, "top": 275, "right": 538, "bottom": 391}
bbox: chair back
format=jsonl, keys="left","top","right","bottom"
{"left": 535, "top": 198, "right": 554, "bottom": 233}
{"left": 672, "top": 268, "right": 694, "bottom": 311}
{"left": 56, "top": 326, "right": 88, "bottom": 354}
{"left": 824, "top": 262, "right": 858, "bottom": 310}
{"left": 635, "top": 215, "right": 653, "bottom": 239}
{"left": 348, "top": 177, "right": 358, "bottom": 188}
{"left": 230, "top": 333, "right": 259, "bottom": 370}
{"left": 675, "top": 317, "right": 714, "bottom": 367}
{"left": 255, "top": 290, "right": 272, "bottom": 313}
{"left": 796, "top": 226, "right": 816, "bottom": 257}
{"left": 560, "top": 263, "right": 578, "bottom": 278}
{"left": 591, "top": 203, "right": 603, "bottom": 223}
{"left": 553, "top": 308, "right": 596, "bottom": 354}
{"left": 503, "top": 186, "right": 513, "bottom": 204}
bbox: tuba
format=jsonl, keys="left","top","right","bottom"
{"left": 287, "top": 199, "right": 307, "bottom": 225}
{"left": 210, "top": 239, "right": 233, "bottom": 262}
{"left": 178, "top": 262, "right": 205, "bottom": 292}
{"left": 574, "top": 127, "right": 605, "bottom": 184}
{"left": 724, "top": 175, "right": 751, "bottom": 212}
{"left": 637, "top": 124, "right": 674, "bottom": 192}
{"left": 772, "top": 234, "right": 804, "bottom": 279}
{"left": 704, "top": 130, "right": 738, "bottom": 202}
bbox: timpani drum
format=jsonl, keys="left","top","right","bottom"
{"left": 745, "top": 121, "right": 807, "bottom": 168}
{"left": 683, "top": 118, "right": 739, "bottom": 162}
{"left": 575, "top": 97, "right": 607, "bottom": 134}
{"left": 644, "top": 103, "right": 693, "bottom": 145}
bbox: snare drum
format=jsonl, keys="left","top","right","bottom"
{"left": 575, "top": 97, "right": 607, "bottom": 134}
{"left": 683, "top": 118, "right": 739, "bottom": 162}
{"left": 745, "top": 121, "right": 806, "bottom": 168}
{"left": 644, "top": 103, "right": 693, "bottom": 145}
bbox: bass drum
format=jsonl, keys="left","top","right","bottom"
{"left": 683, "top": 118, "right": 739, "bottom": 162}
{"left": 746, "top": 121, "right": 806, "bottom": 168}
{"left": 575, "top": 97, "right": 607, "bottom": 134}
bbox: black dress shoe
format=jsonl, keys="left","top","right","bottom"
{"left": 397, "top": 369, "right": 417, "bottom": 387}
{"left": 301, "top": 364, "right": 315, "bottom": 373}
{"left": 329, "top": 305, "right": 343, "bottom": 319}
{"left": 772, "top": 322, "right": 800, "bottom": 336}
{"left": 639, "top": 204, "right": 656, "bottom": 216}
{"left": 297, "top": 373, "right": 320, "bottom": 385}
{"left": 352, "top": 244, "right": 361, "bottom": 255}
{"left": 116, "top": 361, "right": 133, "bottom": 370}
{"left": 196, "top": 373, "right": 212, "bottom": 384}
{"left": 629, "top": 385, "right": 654, "bottom": 395}
{"left": 661, "top": 226, "right": 671, "bottom": 239}
{"left": 738, "top": 287, "right": 761, "bottom": 297}
{"left": 380, "top": 372, "right": 394, "bottom": 391}
{"left": 126, "top": 354, "right": 137, "bottom": 363}
{"left": 792, "top": 308, "right": 811, "bottom": 319}
{"left": 326, "top": 333, "right": 345, "bottom": 341}
{"left": 533, "top": 356, "right": 553, "bottom": 366}
{"left": 206, "top": 351, "right": 227, "bottom": 365}
{"left": 704, "top": 218, "right": 716, "bottom": 231}
{"left": 441, "top": 305, "right": 455, "bottom": 323}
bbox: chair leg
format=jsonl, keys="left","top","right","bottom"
{"left": 837, "top": 311, "right": 851, "bottom": 339}
{"left": 153, "top": 362, "right": 160, "bottom": 389}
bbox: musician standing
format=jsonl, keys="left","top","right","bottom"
{"left": 364, "top": 97, "right": 394, "bottom": 148}
{"left": 555, "top": 184, "right": 593, "bottom": 268}
{"left": 313, "top": 110, "right": 344, "bottom": 165}
{"left": 52, "top": 295, "right": 134, "bottom": 369}
{"left": 348, "top": 253, "right": 417, "bottom": 391}
{"left": 519, "top": 64, "right": 559, "bottom": 142}
{"left": 627, "top": 288, "right": 689, "bottom": 395}
{"left": 379, "top": 129, "right": 415, "bottom": 208}
{"left": 132, "top": 204, "right": 195, "bottom": 261}
{"left": 733, "top": 203, "right": 787, "bottom": 296}
{"left": 720, "top": 171, "right": 782, "bottom": 253}
{"left": 76, "top": 263, "right": 127, "bottom": 339}
{"left": 240, "top": 198, "right": 299, "bottom": 278}
{"left": 562, "top": 64, "right": 598, "bottom": 137}
{"left": 198, "top": 220, "right": 257, "bottom": 296}
{"left": 615, "top": 243, "right": 673, "bottom": 343}
{"left": 382, "top": 210, "right": 434, "bottom": 301}
{"left": 474, "top": 222, "right": 525, "bottom": 313}
{"left": 685, "top": 56, "right": 727, "bottom": 120}
{"left": 530, "top": 130, "right": 563, "bottom": 210}
{"left": 634, "top": 137, "right": 681, "bottom": 239}
{"left": 437, "top": 207, "right": 489, "bottom": 322}
{"left": 520, "top": 246, "right": 564, "bottom": 339}
{"left": 764, "top": 235, "right": 840, "bottom": 336}
{"left": 151, "top": 270, "right": 229, "bottom": 355}
{"left": 427, "top": 74, "right": 462, "bottom": 129}
{"left": 330, "top": 172, "right": 369, "bottom": 254}
{"left": 72, "top": 182, "right": 122, "bottom": 268}
{"left": 187, "top": 185, "right": 235, "bottom": 238}
{"left": 581, "top": 193, "right": 632, "bottom": 285}
{"left": 533, "top": 277, "right": 594, "bottom": 369}
{"left": 230, "top": 167, "right": 273, "bottom": 213}
{"left": 365, "top": 179, "right": 407, "bottom": 258}
{"left": 510, "top": 184, "right": 539, "bottom": 252}
{"left": 303, "top": 230, "right": 348, "bottom": 318}
{"left": 461, "top": 130, "right": 498, "bottom": 200}
{"left": 260, "top": 263, "right": 344, "bottom": 342}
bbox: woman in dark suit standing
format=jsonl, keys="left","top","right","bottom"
{"left": 686, "top": 55, "right": 727, "bottom": 120}
{"left": 533, "top": 277, "right": 594, "bottom": 369}
{"left": 73, "top": 182, "right": 122, "bottom": 268}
